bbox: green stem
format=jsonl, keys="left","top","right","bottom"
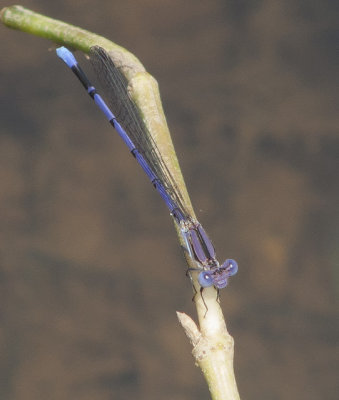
{"left": 1, "top": 5, "right": 139, "bottom": 66}
{"left": 1, "top": 5, "right": 240, "bottom": 399}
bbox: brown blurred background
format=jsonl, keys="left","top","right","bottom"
{"left": 1, "top": 1, "right": 338, "bottom": 399}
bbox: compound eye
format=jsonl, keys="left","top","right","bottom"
{"left": 198, "top": 271, "right": 214, "bottom": 288}
{"left": 222, "top": 259, "right": 238, "bottom": 276}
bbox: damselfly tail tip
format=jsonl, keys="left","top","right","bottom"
{"left": 56, "top": 46, "right": 77, "bottom": 69}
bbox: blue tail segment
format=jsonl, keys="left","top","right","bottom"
{"left": 56, "top": 46, "right": 77, "bottom": 68}
{"left": 57, "top": 47, "right": 106, "bottom": 107}
{"left": 56, "top": 46, "right": 238, "bottom": 291}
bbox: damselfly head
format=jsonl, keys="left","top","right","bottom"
{"left": 198, "top": 258, "right": 238, "bottom": 289}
